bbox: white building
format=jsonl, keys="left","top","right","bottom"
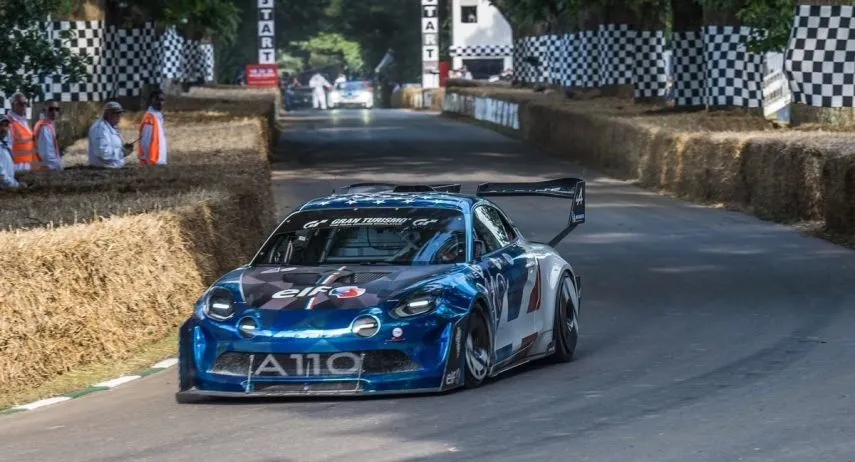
{"left": 449, "top": 0, "right": 514, "bottom": 80}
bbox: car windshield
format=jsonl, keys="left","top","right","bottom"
{"left": 336, "top": 81, "right": 367, "bottom": 92}
{"left": 252, "top": 208, "right": 467, "bottom": 266}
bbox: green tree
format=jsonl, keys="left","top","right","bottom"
{"left": 0, "top": 0, "right": 92, "bottom": 101}
{"left": 294, "top": 32, "right": 363, "bottom": 73}
{"left": 118, "top": 0, "right": 241, "bottom": 42}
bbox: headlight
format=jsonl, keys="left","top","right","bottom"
{"left": 205, "top": 288, "right": 235, "bottom": 321}
{"left": 391, "top": 289, "right": 443, "bottom": 318}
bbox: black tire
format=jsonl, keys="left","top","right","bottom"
{"left": 548, "top": 273, "right": 579, "bottom": 363}
{"left": 463, "top": 307, "right": 491, "bottom": 388}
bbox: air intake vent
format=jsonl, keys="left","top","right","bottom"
{"left": 335, "top": 272, "right": 389, "bottom": 284}
{"left": 280, "top": 273, "right": 324, "bottom": 285}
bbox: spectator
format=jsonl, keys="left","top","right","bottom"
{"left": 285, "top": 76, "right": 301, "bottom": 111}
{"left": 0, "top": 116, "right": 22, "bottom": 189}
{"left": 88, "top": 102, "right": 131, "bottom": 169}
{"left": 6, "top": 92, "right": 37, "bottom": 171}
{"left": 33, "top": 100, "right": 63, "bottom": 171}
{"left": 334, "top": 73, "right": 347, "bottom": 86}
{"left": 309, "top": 72, "right": 333, "bottom": 110}
{"left": 138, "top": 90, "right": 167, "bottom": 165}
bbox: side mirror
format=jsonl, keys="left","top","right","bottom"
{"left": 473, "top": 240, "right": 485, "bottom": 259}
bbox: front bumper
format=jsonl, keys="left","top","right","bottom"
{"left": 177, "top": 310, "right": 467, "bottom": 398}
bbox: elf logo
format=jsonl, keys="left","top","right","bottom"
{"left": 272, "top": 285, "right": 366, "bottom": 299}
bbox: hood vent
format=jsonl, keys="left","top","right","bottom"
{"left": 334, "top": 272, "right": 389, "bottom": 284}
{"left": 280, "top": 273, "right": 326, "bottom": 285}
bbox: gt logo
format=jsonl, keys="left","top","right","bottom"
{"left": 303, "top": 219, "right": 328, "bottom": 229}
{"left": 412, "top": 218, "right": 439, "bottom": 226}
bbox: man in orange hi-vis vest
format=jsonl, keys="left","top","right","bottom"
{"left": 33, "top": 100, "right": 63, "bottom": 170}
{"left": 5, "top": 92, "right": 42, "bottom": 171}
{"left": 138, "top": 90, "right": 167, "bottom": 165}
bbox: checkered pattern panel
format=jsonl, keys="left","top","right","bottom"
{"left": 672, "top": 30, "right": 706, "bottom": 106}
{"left": 570, "top": 30, "right": 598, "bottom": 87}
{"left": 598, "top": 24, "right": 635, "bottom": 86}
{"left": 545, "top": 34, "right": 563, "bottom": 84}
{"left": 104, "top": 23, "right": 158, "bottom": 97}
{"left": 535, "top": 35, "right": 549, "bottom": 83}
{"left": 513, "top": 36, "right": 540, "bottom": 83}
{"left": 704, "top": 26, "right": 763, "bottom": 107}
{"left": 449, "top": 44, "right": 513, "bottom": 57}
{"left": 560, "top": 33, "right": 574, "bottom": 87}
{"left": 47, "top": 21, "right": 109, "bottom": 102}
{"left": 634, "top": 30, "right": 668, "bottom": 98}
{"left": 785, "top": 5, "right": 855, "bottom": 107}
{"left": 200, "top": 44, "right": 215, "bottom": 82}
{"left": 159, "top": 27, "right": 185, "bottom": 80}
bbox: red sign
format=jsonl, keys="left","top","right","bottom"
{"left": 246, "top": 64, "right": 279, "bottom": 87}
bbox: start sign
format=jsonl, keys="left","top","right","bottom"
{"left": 246, "top": 64, "right": 279, "bottom": 87}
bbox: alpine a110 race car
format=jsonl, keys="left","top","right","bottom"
{"left": 176, "top": 178, "right": 586, "bottom": 401}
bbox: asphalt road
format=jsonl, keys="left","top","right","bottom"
{"left": 2, "top": 108, "right": 855, "bottom": 462}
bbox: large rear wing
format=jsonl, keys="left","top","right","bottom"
{"left": 476, "top": 178, "right": 585, "bottom": 247}
{"left": 334, "top": 183, "right": 462, "bottom": 194}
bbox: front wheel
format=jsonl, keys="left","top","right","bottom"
{"left": 464, "top": 308, "right": 491, "bottom": 388}
{"left": 548, "top": 274, "right": 578, "bottom": 363}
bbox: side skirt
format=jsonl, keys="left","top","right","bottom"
{"left": 488, "top": 351, "right": 551, "bottom": 378}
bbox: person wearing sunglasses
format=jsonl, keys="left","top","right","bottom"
{"left": 33, "top": 100, "right": 63, "bottom": 171}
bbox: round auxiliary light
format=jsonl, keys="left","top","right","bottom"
{"left": 237, "top": 317, "right": 258, "bottom": 339}
{"left": 351, "top": 315, "right": 380, "bottom": 338}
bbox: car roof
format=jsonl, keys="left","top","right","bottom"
{"left": 298, "top": 192, "right": 481, "bottom": 213}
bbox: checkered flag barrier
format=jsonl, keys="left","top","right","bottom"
{"left": 785, "top": 5, "right": 855, "bottom": 107}
{"left": 449, "top": 44, "right": 513, "bottom": 58}
{"left": 598, "top": 24, "right": 635, "bottom": 87}
{"left": 634, "top": 30, "right": 668, "bottom": 99}
{"left": 2, "top": 21, "right": 215, "bottom": 106}
{"left": 672, "top": 30, "right": 706, "bottom": 106}
{"left": 704, "top": 26, "right": 763, "bottom": 108}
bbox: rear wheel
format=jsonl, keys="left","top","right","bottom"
{"left": 464, "top": 308, "right": 491, "bottom": 388}
{"left": 548, "top": 274, "right": 578, "bottom": 363}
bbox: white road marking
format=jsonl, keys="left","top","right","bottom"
{"left": 14, "top": 397, "right": 71, "bottom": 411}
{"left": 152, "top": 358, "right": 178, "bottom": 369}
{"left": 94, "top": 376, "right": 141, "bottom": 388}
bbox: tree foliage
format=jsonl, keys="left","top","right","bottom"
{"left": 293, "top": 32, "right": 363, "bottom": 73}
{"left": 0, "top": 0, "right": 91, "bottom": 100}
{"left": 120, "top": 0, "right": 241, "bottom": 43}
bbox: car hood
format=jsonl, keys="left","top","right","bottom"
{"left": 237, "top": 264, "right": 455, "bottom": 311}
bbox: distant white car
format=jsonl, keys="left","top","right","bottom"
{"left": 329, "top": 81, "right": 374, "bottom": 109}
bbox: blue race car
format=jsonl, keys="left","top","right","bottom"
{"left": 176, "top": 178, "right": 586, "bottom": 401}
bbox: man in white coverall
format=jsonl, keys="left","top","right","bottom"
{"left": 88, "top": 102, "right": 132, "bottom": 169}
{"left": 0, "top": 115, "right": 23, "bottom": 189}
{"left": 309, "top": 72, "right": 332, "bottom": 110}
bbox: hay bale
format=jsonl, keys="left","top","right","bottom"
{"left": 0, "top": 192, "right": 263, "bottom": 399}
{"left": 0, "top": 88, "right": 279, "bottom": 405}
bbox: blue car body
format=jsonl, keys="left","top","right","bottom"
{"left": 177, "top": 180, "right": 586, "bottom": 400}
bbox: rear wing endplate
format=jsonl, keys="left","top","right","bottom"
{"left": 476, "top": 178, "right": 585, "bottom": 247}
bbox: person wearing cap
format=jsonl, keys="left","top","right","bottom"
{"left": 5, "top": 92, "right": 40, "bottom": 171}
{"left": 0, "top": 115, "right": 22, "bottom": 189}
{"left": 138, "top": 90, "right": 168, "bottom": 165}
{"left": 88, "top": 101, "right": 132, "bottom": 169}
{"left": 33, "top": 100, "right": 63, "bottom": 171}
